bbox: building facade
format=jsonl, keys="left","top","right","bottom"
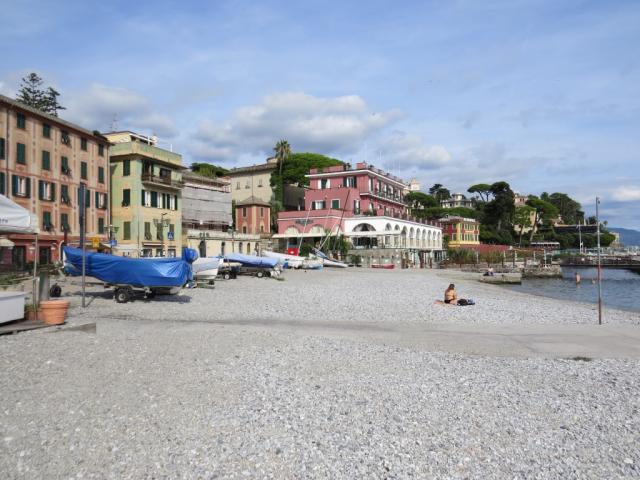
{"left": 0, "top": 94, "right": 110, "bottom": 268}
{"left": 182, "top": 171, "right": 231, "bottom": 230}
{"left": 439, "top": 216, "right": 480, "bottom": 248}
{"left": 440, "top": 193, "right": 474, "bottom": 209}
{"left": 235, "top": 196, "right": 271, "bottom": 235}
{"left": 105, "top": 132, "right": 184, "bottom": 257}
{"left": 275, "top": 162, "right": 443, "bottom": 264}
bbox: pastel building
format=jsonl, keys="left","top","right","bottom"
{"left": 441, "top": 193, "right": 474, "bottom": 209}
{"left": 0, "top": 94, "right": 110, "bottom": 268}
{"left": 439, "top": 216, "right": 480, "bottom": 248}
{"left": 275, "top": 162, "right": 443, "bottom": 263}
{"left": 235, "top": 196, "right": 270, "bottom": 235}
{"left": 105, "top": 131, "right": 184, "bottom": 257}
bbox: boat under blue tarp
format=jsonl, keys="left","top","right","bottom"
{"left": 224, "top": 253, "right": 278, "bottom": 268}
{"left": 63, "top": 247, "right": 193, "bottom": 287}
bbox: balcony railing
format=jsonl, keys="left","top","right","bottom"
{"left": 141, "top": 173, "right": 184, "bottom": 189}
{"left": 361, "top": 190, "right": 407, "bottom": 205}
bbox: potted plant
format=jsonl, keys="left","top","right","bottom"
{"left": 24, "top": 303, "right": 41, "bottom": 321}
{"left": 38, "top": 299, "right": 70, "bottom": 325}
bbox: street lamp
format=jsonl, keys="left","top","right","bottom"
{"left": 154, "top": 213, "right": 170, "bottom": 257}
{"left": 107, "top": 224, "right": 119, "bottom": 246}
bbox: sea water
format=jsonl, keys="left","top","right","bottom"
{"left": 502, "top": 267, "right": 640, "bottom": 313}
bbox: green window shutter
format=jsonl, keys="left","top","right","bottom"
{"left": 16, "top": 143, "right": 26, "bottom": 164}
{"left": 0, "top": 172, "right": 4, "bottom": 195}
{"left": 43, "top": 211, "right": 51, "bottom": 229}
{"left": 123, "top": 221, "right": 131, "bottom": 240}
{"left": 17, "top": 114, "right": 26, "bottom": 129}
{"left": 61, "top": 156, "right": 68, "bottom": 173}
{"left": 11, "top": 175, "right": 18, "bottom": 196}
{"left": 0, "top": 138, "right": 5, "bottom": 159}
{"left": 123, "top": 160, "right": 130, "bottom": 176}
{"left": 123, "top": 189, "right": 130, "bottom": 206}
{"left": 98, "top": 167, "right": 104, "bottom": 183}
{"left": 141, "top": 189, "right": 145, "bottom": 206}
{"left": 98, "top": 217, "right": 104, "bottom": 234}
{"left": 61, "top": 185, "right": 68, "bottom": 203}
{"left": 85, "top": 188, "right": 90, "bottom": 208}
{"left": 174, "top": 195, "right": 178, "bottom": 210}
{"left": 51, "top": 183, "right": 56, "bottom": 201}
{"left": 95, "top": 191, "right": 99, "bottom": 208}
{"left": 38, "top": 180, "right": 44, "bottom": 200}
{"left": 26, "top": 178, "right": 31, "bottom": 198}
{"left": 43, "top": 124, "right": 51, "bottom": 138}
{"left": 42, "top": 151, "right": 50, "bottom": 170}
{"left": 151, "top": 191, "right": 158, "bottom": 208}
{"left": 81, "top": 138, "right": 87, "bottom": 151}
{"left": 81, "top": 162, "right": 87, "bottom": 180}
{"left": 98, "top": 144, "right": 104, "bottom": 156}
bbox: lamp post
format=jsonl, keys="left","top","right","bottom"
{"left": 596, "top": 197, "right": 603, "bottom": 325}
{"left": 154, "top": 213, "right": 170, "bottom": 257}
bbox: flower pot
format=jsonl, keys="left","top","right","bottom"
{"left": 38, "top": 299, "right": 70, "bottom": 325}
{"left": 25, "top": 309, "right": 42, "bottom": 321}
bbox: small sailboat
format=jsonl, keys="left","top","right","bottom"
{"left": 313, "top": 248, "right": 348, "bottom": 268}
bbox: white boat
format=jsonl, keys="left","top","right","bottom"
{"left": 262, "top": 250, "right": 305, "bottom": 269}
{"left": 192, "top": 257, "right": 220, "bottom": 281}
{"left": 313, "top": 248, "right": 348, "bottom": 268}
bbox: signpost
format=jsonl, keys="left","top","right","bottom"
{"left": 596, "top": 197, "right": 603, "bottom": 325}
{"left": 79, "top": 184, "right": 86, "bottom": 308}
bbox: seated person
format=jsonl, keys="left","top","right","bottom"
{"left": 444, "top": 284, "right": 457, "bottom": 304}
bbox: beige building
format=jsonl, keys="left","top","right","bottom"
{"left": 0, "top": 94, "right": 110, "bottom": 268}
{"left": 105, "top": 131, "right": 185, "bottom": 257}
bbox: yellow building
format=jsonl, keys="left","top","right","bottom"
{"left": 105, "top": 131, "right": 185, "bottom": 257}
{"left": 439, "top": 216, "right": 480, "bottom": 248}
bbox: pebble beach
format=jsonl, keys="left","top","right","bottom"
{"left": 1, "top": 268, "right": 639, "bottom": 479}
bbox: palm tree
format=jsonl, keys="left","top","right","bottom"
{"left": 273, "top": 140, "right": 291, "bottom": 202}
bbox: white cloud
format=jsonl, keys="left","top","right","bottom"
{"left": 382, "top": 133, "right": 452, "bottom": 171}
{"left": 64, "top": 84, "right": 178, "bottom": 138}
{"left": 611, "top": 186, "right": 640, "bottom": 202}
{"left": 191, "top": 92, "right": 402, "bottom": 163}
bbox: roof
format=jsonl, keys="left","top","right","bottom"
{"left": 182, "top": 170, "right": 230, "bottom": 186}
{"left": 0, "top": 94, "right": 109, "bottom": 143}
{"left": 236, "top": 196, "right": 270, "bottom": 207}
{"left": 227, "top": 162, "right": 277, "bottom": 176}
{"left": 438, "top": 216, "right": 479, "bottom": 223}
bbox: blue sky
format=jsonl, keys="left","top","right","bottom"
{"left": 1, "top": 0, "right": 638, "bottom": 228}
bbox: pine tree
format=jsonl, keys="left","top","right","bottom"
{"left": 16, "top": 73, "right": 65, "bottom": 116}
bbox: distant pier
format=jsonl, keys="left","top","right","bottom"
{"left": 560, "top": 256, "right": 640, "bottom": 273}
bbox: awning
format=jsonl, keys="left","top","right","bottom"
{"left": 0, "top": 195, "right": 39, "bottom": 234}
{"left": 0, "top": 237, "right": 15, "bottom": 247}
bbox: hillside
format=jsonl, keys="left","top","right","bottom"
{"left": 609, "top": 227, "right": 640, "bottom": 247}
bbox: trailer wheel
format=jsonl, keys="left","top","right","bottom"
{"left": 145, "top": 290, "right": 156, "bottom": 299}
{"left": 256, "top": 271, "right": 264, "bottom": 278}
{"left": 223, "top": 272, "right": 230, "bottom": 280}
{"left": 115, "top": 287, "right": 131, "bottom": 304}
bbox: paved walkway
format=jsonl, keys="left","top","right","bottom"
{"left": 154, "top": 317, "right": 640, "bottom": 359}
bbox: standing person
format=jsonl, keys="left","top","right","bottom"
{"left": 444, "top": 284, "right": 458, "bottom": 304}
{"left": 575, "top": 272, "right": 581, "bottom": 284}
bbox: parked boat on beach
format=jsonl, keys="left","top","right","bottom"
{"left": 262, "top": 250, "right": 305, "bottom": 269}
{"left": 313, "top": 248, "right": 348, "bottom": 268}
{"left": 192, "top": 257, "right": 220, "bottom": 282}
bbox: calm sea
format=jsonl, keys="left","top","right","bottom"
{"left": 502, "top": 267, "right": 640, "bottom": 313}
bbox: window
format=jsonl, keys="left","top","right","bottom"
{"left": 61, "top": 185, "right": 71, "bottom": 205}
{"left": 0, "top": 172, "right": 4, "bottom": 195}
{"left": 122, "top": 189, "right": 131, "bottom": 207}
{"left": 81, "top": 162, "right": 88, "bottom": 180}
{"left": 12, "top": 175, "right": 30, "bottom": 198}
{"left": 123, "top": 159, "right": 130, "bottom": 176}
{"left": 260, "top": 207, "right": 264, "bottom": 217}
{"left": 98, "top": 217, "right": 105, "bottom": 234}
{"left": 81, "top": 138, "right": 87, "bottom": 151}
{"left": 243, "top": 226, "right": 247, "bottom": 234}
{"left": 98, "top": 144, "right": 104, "bottom": 157}
{"left": 236, "top": 181, "right": 240, "bottom": 190}
{"left": 144, "top": 222, "right": 152, "bottom": 240}
{"left": 151, "top": 191, "right": 158, "bottom": 208}
{"left": 98, "top": 167, "right": 105, "bottom": 183}
{"left": 42, "top": 150, "right": 51, "bottom": 170}
{"left": 42, "top": 124, "right": 51, "bottom": 138}
{"left": 42, "top": 211, "right": 53, "bottom": 231}
{"left": 38, "top": 180, "right": 56, "bottom": 201}
{"left": 17, "top": 113, "right": 26, "bottom": 129}
{"left": 331, "top": 199, "right": 340, "bottom": 209}
{"left": 353, "top": 200, "right": 361, "bottom": 214}
{"left": 260, "top": 225, "right": 264, "bottom": 233}
{"left": 61, "top": 213, "right": 70, "bottom": 232}
{"left": 320, "top": 178, "right": 330, "bottom": 189}
{"left": 61, "top": 156, "right": 70, "bottom": 175}
{"left": 258, "top": 178, "right": 263, "bottom": 187}
{"left": 142, "top": 190, "right": 151, "bottom": 207}
{"left": 159, "top": 167, "right": 171, "bottom": 179}
{"left": 243, "top": 207, "right": 247, "bottom": 217}
{"left": 0, "top": 138, "right": 4, "bottom": 159}
{"left": 156, "top": 223, "right": 163, "bottom": 240}
{"left": 16, "top": 143, "right": 26, "bottom": 164}
{"left": 95, "top": 192, "right": 108, "bottom": 209}
{"left": 61, "top": 130, "right": 71, "bottom": 146}
{"left": 245, "top": 181, "right": 250, "bottom": 189}
{"left": 313, "top": 200, "right": 326, "bottom": 210}
{"left": 169, "top": 195, "right": 177, "bottom": 210}
{"left": 123, "top": 221, "right": 131, "bottom": 240}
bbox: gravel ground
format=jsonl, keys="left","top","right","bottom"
{"left": 63, "top": 268, "right": 640, "bottom": 327}
{"left": 1, "top": 269, "right": 639, "bottom": 479}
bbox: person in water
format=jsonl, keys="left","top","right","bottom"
{"left": 444, "top": 284, "right": 458, "bottom": 304}
{"left": 575, "top": 272, "right": 581, "bottom": 284}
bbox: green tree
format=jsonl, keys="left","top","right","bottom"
{"left": 190, "top": 162, "right": 229, "bottom": 178}
{"left": 270, "top": 152, "right": 343, "bottom": 203}
{"left": 482, "top": 181, "right": 515, "bottom": 231}
{"left": 544, "top": 192, "right": 584, "bottom": 225}
{"left": 467, "top": 183, "right": 493, "bottom": 203}
{"left": 526, "top": 196, "right": 560, "bottom": 243}
{"left": 16, "top": 73, "right": 65, "bottom": 116}
{"left": 513, "top": 205, "right": 535, "bottom": 246}
{"left": 274, "top": 140, "right": 291, "bottom": 201}
{"left": 405, "top": 191, "right": 438, "bottom": 212}
{"left": 428, "top": 183, "right": 451, "bottom": 203}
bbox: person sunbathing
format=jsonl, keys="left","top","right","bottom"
{"left": 435, "top": 284, "right": 475, "bottom": 306}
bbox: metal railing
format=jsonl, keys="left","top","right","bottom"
{"left": 141, "top": 173, "right": 184, "bottom": 188}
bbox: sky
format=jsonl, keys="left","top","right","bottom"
{"left": 1, "top": 0, "right": 638, "bottom": 228}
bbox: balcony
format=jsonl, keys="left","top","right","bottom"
{"left": 110, "top": 141, "right": 182, "bottom": 167}
{"left": 141, "top": 173, "right": 184, "bottom": 190}
{"left": 360, "top": 189, "right": 407, "bottom": 206}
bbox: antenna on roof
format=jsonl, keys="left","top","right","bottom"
{"left": 111, "top": 114, "right": 118, "bottom": 132}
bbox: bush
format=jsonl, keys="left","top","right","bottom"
{"left": 299, "top": 243, "right": 313, "bottom": 257}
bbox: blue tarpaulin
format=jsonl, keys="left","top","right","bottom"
{"left": 224, "top": 253, "right": 278, "bottom": 268}
{"left": 63, "top": 247, "right": 193, "bottom": 287}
